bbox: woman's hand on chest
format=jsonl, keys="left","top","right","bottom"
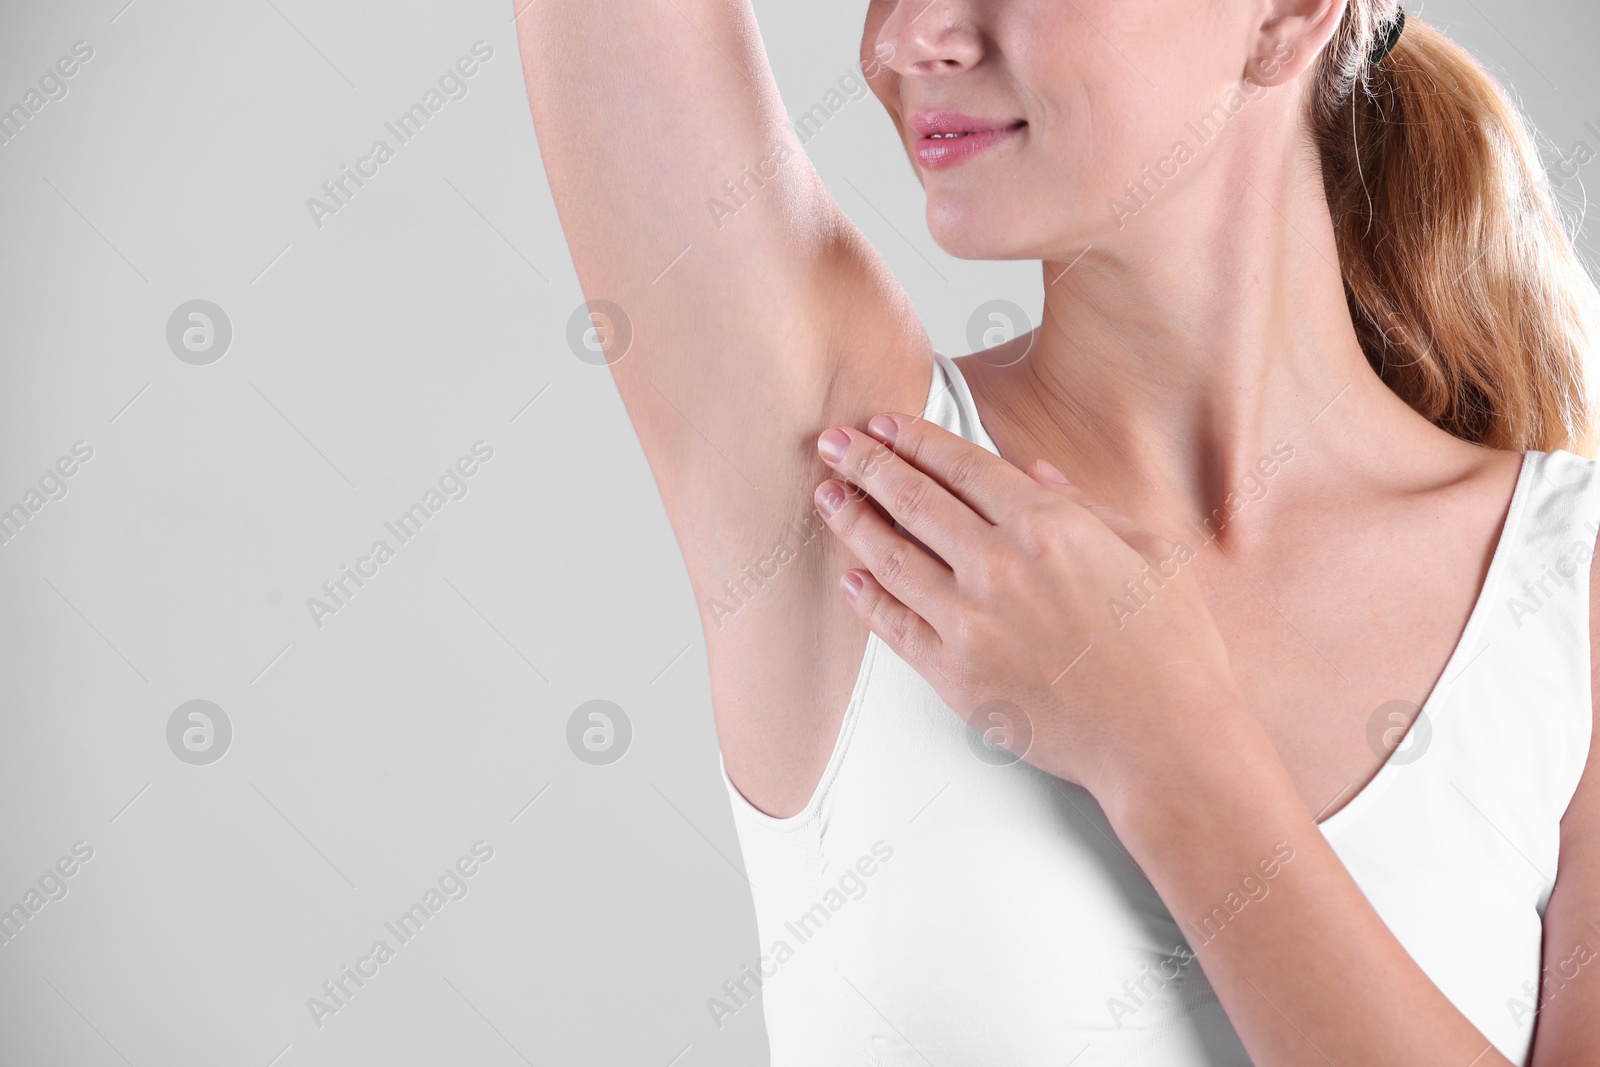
{"left": 813, "top": 410, "right": 1248, "bottom": 800}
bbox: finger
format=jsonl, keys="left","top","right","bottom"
{"left": 866, "top": 412, "right": 1045, "bottom": 525}
{"left": 817, "top": 478, "right": 957, "bottom": 626}
{"left": 838, "top": 567, "right": 942, "bottom": 668}
{"left": 817, "top": 426, "right": 991, "bottom": 565}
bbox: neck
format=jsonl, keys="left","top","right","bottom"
{"left": 976, "top": 132, "right": 1423, "bottom": 545}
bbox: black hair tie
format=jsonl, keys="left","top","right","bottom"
{"left": 1370, "top": 9, "right": 1406, "bottom": 64}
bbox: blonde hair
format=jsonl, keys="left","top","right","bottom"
{"left": 1310, "top": 4, "right": 1600, "bottom": 454}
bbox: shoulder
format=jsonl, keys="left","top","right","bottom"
{"left": 1589, "top": 487, "right": 1600, "bottom": 715}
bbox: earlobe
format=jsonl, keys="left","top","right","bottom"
{"left": 1245, "top": 39, "right": 1302, "bottom": 87}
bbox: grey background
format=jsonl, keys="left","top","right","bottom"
{"left": 0, "top": 1, "right": 1594, "bottom": 1064}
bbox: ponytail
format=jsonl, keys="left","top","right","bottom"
{"left": 1310, "top": 4, "right": 1600, "bottom": 454}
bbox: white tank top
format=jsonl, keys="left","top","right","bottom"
{"left": 719, "top": 354, "right": 1597, "bottom": 1066}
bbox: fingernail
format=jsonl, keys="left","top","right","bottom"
{"left": 1036, "top": 459, "right": 1070, "bottom": 485}
{"left": 867, "top": 415, "right": 898, "bottom": 448}
{"left": 817, "top": 481, "right": 847, "bottom": 515}
{"left": 818, "top": 429, "right": 849, "bottom": 464}
{"left": 841, "top": 571, "right": 865, "bottom": 598}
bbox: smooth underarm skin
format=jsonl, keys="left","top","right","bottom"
{"left": 514, "top": 0, "right": 931, "bottom": 816}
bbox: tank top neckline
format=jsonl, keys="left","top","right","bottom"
{"left": 1316, "top": 448, "right": 1537, "bottom": 831}
{"left": 931, "top": 352, "right": 1542, "bottom": 836}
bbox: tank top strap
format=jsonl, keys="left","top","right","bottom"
{"left": 925, "top": 354, "right": 1002, "bottom": 457}
{"left": 1505, "top": 449, "right": 1600, "bottom": 611}
{"left": 1469, "top": 447, "right": 1598, "bottom": 822}
{"left": 1322, "top": 449, "right": 1597, "bottom": 835}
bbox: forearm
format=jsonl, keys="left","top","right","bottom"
{"left": 1099, "top": 704, "right": 1511, "bottom": 1067}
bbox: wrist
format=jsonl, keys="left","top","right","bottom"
{"left": 1091, "top": 689, "right": 1296, "bottom": 842}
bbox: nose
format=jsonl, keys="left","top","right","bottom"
{"left": 876, "top": 0, "right": 983, "bottom": 77}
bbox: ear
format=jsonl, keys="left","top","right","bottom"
{"left": 1246, "top": 0, "right": 1344, "bottom": 87}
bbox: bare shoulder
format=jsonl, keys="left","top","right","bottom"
{"left": 1449, "top": 442, "right": 1525, "bottom": 506}
{"left": 1404, "top": 442, "right": 1526, "bottom": 563}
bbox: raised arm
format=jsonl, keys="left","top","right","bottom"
{"left": 513, "top": 1, "right": 934, "bottom": 814}
{"left": 514, "top": 0, "right": 927, "bottom": 466}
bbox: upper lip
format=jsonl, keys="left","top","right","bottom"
{"left": 907, "top": 110, "right": 1026, "bottom": 138}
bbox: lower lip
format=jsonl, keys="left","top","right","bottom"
{"left": 914, "top": 125, "right": 1024, "bottom": 170}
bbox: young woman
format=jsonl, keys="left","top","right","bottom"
{"left": 516, "top": 1, "right": 1600, "bottom": 1062}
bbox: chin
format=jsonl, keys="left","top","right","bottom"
{"left": 926, "top": 195, "right": 1031, "bottom": 261}
{"left": 926, "top": 193, "right": 997, "bottom": 259}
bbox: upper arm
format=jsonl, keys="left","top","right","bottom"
{"left": 513, "top": 2, "right": 934, "bottom": 813}
{"left": 512, "top": 0, "right": 929, "bottom": 550}
{"left": 1528, "top": 528, "right": 1600, "bottom": 1062}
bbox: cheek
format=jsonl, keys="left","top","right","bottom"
{"left": 860, "top": 10, "right": 899, "bottom": 124}
{"left": 1058, "top": 86, "right": 1182, "bottom": 196}
{"left": 860, "top": 1, "right": 893, "bottom": 69}
{"left": 866, "top": 70, "right": 900, "bottom": 125}
{"left": 980, "top": 59, "right": 1139, "bottom": 236}
{"left": 1009, "top": 56, "right": 1230, "bottom": 240}
{"left": 1015, "top": 6, "right": 1238, "bottom": 186}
